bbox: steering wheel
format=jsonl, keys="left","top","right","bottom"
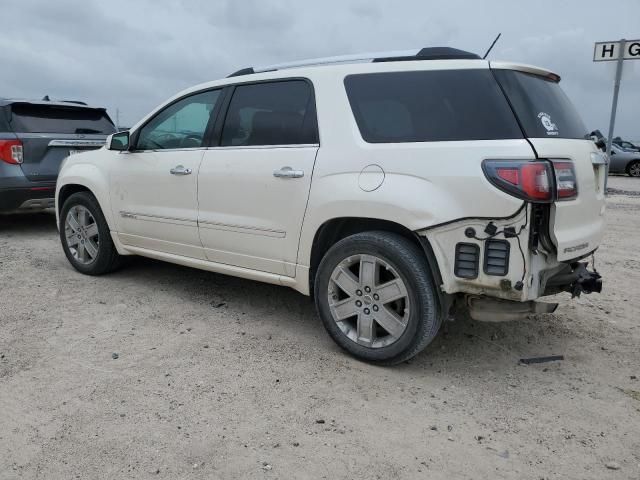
{"left": 180, "top": 134, "right": 203, "bottom": 148}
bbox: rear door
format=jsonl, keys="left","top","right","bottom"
{"left": 8, "top": 102, "right": 115, "bottom": 182}
{"left": 493, "top": 68, "right": 606, "bottom": 260}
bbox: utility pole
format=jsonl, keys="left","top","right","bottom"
{"left": 604, "top": 39, "right": 625, "bottom": 188}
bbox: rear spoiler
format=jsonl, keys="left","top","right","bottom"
{"left": 489, "top": 61, "right": 561, "bottom": 82}
{"left": 7, "top": 101, "right": 106, "bottom": 111}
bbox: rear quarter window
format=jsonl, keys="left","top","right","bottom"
{"left": 9, "top": 104, "right": 115, "bottom": 134}
{"left": 492, "top": 70, "right": 587, "bottom": 140}
{"left": 344, "top": 69, "right": 522, "bottom": 143}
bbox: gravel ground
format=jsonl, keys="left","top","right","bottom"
{"left": 1, "top": 176, "right": 639, "bottom": 480}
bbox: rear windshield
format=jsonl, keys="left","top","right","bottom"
{"left": 344, "top": 70, "right": 522, "bottom": 143}
{"left": 9, "top": 104, "right": 115, "bottom": 134}
{"left": 492, "top": 70, "right": 587, "bottom": 140}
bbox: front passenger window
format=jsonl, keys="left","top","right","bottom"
{"left": 137, "top": 90, "right": 221, "bottom": 150}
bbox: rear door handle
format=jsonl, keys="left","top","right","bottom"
{"left": 273, "top": 166, "right": 304, "bottom": 179}
{"left": 170, "top": 165, "right": 192, "bottom": 175}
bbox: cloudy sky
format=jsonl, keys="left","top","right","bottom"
{"left": 2, "top": 0, "right": 639, "bottom": 138}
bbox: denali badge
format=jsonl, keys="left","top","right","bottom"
{"left": 538, "top": 112, "right": 558, "bottom": 136}
{"left": 564, "top": 243, "right": 589, "bottom": 253}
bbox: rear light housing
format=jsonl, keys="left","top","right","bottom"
{"left": 482, "top": 159, "right": 577, "bottom": 203}
{"left": 552, "top": 160, "right": 578, "bottom": 200}
{"left": 0, "top": 139, "right": 24, "bottom": 164}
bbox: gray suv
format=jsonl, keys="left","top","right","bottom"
{"left": 0, "top": 99, "right": 115, "bottom": 213}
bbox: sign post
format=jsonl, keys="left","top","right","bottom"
{"left": 594, "top": 39, "right": 640, "bottom": 189}
{"left": 603, "top": 40, "right": 625, "bottom": 169}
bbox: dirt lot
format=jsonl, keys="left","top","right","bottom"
{"left": 1, "top": 176, "right": 639, "bottom": 480}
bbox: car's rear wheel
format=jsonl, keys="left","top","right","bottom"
{"left": 627, "top": 160, "right": 640, "bottom": 177}
{"left": 60, "top": 192, "right": 123, "bottom": 275}
{"left": 314, "top": 231, "right": 442, "bottom": 365}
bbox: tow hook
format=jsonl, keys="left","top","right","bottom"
{"left": 547, "top": 262, "right": 602, "bottom": 298}
{"left": 569, "top": 262, "right": 602, "bottom": 297}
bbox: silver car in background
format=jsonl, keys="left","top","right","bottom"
{"left": 609, "top": 144, "right": 640, "bottom": 177}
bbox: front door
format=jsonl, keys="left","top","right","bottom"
{"left": 110, "top": 89, "right": 222, "bottom": 259}
{"left": 198, "top": 80, "right": 319, "bottom": 276}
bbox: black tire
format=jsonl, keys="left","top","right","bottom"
{"left": 314, "top": 231, "right": 442, "bottom": 365}
{"left": 59, "top": 191, "right": 123, "bottom": 275}
{"left": 627, "top": 160, "right": 640, "bottom": 177}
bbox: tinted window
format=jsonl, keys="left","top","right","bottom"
{"left": 137, "top": 90, "right": 221, "bottom": 150}
{"left": 493, "top": 70, "right": 587, "bottom": 139}
{"left": 0, "top": 107, "right": 10, "bottom": 132}
{"left": 9, "top": 104, "right": 115, "bottom": 134}
{"left": 221, "top": 81, "right": 317, "bottom": 146}
{"left": 344, "top": 70, "right": 522, "bottom": 143}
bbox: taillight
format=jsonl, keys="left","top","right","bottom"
{"left": 482, "top": 160, "right": 553, "bottom": 203}
{"left": 552, "top": 160, "right": 578, "bottom": 200}
{"left": 0, "top": 139, "right": 23, "bottom": 164}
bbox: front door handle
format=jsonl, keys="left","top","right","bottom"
{"left": 273, "top": 166, "right": 304, "bottom": 179}
{"left": 170, "top": 165, "right": 192, "bottom": 175}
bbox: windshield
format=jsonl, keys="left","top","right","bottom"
{"left": 493, "top": 70, "right": 588, "bottom": 140}
{"left": 9, "top": 104, "right": 115, "bottom": 134}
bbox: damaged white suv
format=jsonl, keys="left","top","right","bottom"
{"left": 56, "top": 47, "right": 605, "bottom": 364}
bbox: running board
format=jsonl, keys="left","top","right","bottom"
{"left": 466, "top": 296, "right": 558, "bottom": 322}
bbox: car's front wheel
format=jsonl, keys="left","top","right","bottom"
{"left": 59, "top": 192, "right": 123, "bottom": 275}
{"left": 314, "top": 231, "right": 442, "bottom": 365}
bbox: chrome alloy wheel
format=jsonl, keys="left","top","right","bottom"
{"left": 64, "top": 205, "right": 100, "bottom": 265}
{"left": 327, "top": 254, "right": 410, "bottom": 348}
{"left": 630, "top": 162, "right": 640, "bottom": 177}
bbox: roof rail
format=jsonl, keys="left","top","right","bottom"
{"left": 227, "top": 47, "right": 480, "bottom": 77}
{"left": 60, "top": 100, "right": 88, "bottom": 105}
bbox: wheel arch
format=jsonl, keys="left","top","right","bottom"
{"left": 307, "top": 217, "right": 444, "bottom": 300}
{"left": 56, "top": 170, "right": 114, "bottom": 232}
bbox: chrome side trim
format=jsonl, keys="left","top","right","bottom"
{"left": 198, "top": 219, "right": 286, "bottom": 238}
{"left": 48, "top": 139, "right": 106, "bottom": 148}
{"left": 119, "top": 211, "right": 198, "bottom": 226}
{"left": 205, "top": 144, "right": 319, "bottom": 151}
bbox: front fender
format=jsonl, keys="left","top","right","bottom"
{"left": 55, "top": 159, "right": 113, "bottom": 231}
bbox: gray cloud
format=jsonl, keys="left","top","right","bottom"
{"left": 0, "top": 0, "right": 638, "bottom": 138}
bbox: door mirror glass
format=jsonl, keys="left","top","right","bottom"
{"left": 108, "top": 131, "right": 130, "bottom": 151}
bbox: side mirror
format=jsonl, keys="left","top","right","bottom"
{"left": 107, "top": 131, "right": 130, "bottom": 151}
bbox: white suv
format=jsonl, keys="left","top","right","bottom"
{"left": 56, "top": 47, "right": 605, "bottom": 364}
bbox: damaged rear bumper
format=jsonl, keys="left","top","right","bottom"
{"left": 417, "top": 205, "right": 603, "bottom": 320}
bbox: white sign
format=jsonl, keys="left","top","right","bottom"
{"left": 593, "top": 40, "right": 640, "bottom": 62}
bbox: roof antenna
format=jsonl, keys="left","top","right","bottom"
{"left": 482, "top": 33, "right": 502, "bottom": 59}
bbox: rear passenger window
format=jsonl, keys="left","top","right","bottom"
{"left": 221, "top": 81, "right": 317, "bottom": 146}
{"left": 344, "top": 70, "right": 522, "bottom": 143}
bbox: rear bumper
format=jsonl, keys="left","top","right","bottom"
{"left": 418, "top": 206, "right": 603, "bottom": 303}
{"left": 0, "top": 184, "right": 56, "bottom": 212}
